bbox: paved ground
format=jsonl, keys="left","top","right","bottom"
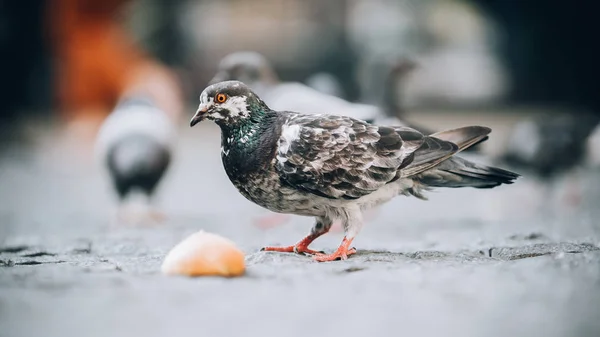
{"left": 1, "top": 112, "right": 599, "bottom": 337}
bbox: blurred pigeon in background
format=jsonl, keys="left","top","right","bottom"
{"left": 210, "top": 51, "right": 390, "bottom": 124}
{"left": 95, "top": 96, "right": 176, "bottom": 225}
{"left": 189, "top": 81, "right": 518, "bottom": 262}
{"left": 501, "top": 114, "right": 600, "bottom": 178}
{"left": 379, "top": 58, "right": 418, "bottom": 120}
{"left": 305, "top": 72, "right": 346, "bottom": 99}
{"left": 500, "top": 113, "right": 600, "bottom": 209}
{"left": 368, "top": 57, "right": 432, "bottom": 128}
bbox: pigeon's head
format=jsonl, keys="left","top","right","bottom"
{"left": 210, "top": 51, "right": 278, "bottom": 87}
{"left": 190, "top": 80, "right": 268, "bottom": 127}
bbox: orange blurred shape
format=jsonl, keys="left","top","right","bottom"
{"left": 49, "top": 0, "right": 138, "bottom": 119}
{"left": 47, "top": 0, "right": 182, "bottom": 140}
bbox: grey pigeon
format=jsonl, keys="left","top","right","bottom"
{"left": 189, "top": 81, "right": 518, "bottom": 262}
{"left": 305, "top": 72, "right": 346, "bottom": 99}
{"left": 501, "top": 114, "right": 600, "bottom": 178}
{"left": 210, "top": 51, "right": 385, "bottom": 123}
{"left": 96, "top": 96, "right": 175, "bottom": 222}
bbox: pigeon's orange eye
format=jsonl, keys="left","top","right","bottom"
{"left": 215, "top": 93, "right": 227, "bottom": 103}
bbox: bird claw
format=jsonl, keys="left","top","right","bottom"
{"left": 313, "top": 247, "right": 357, "bottom": 262}
{"left": 313, "top": 237, "right": 356, "bottom": 262}
{"left": 261, "top": 232, "right": 325, "bottom": 256}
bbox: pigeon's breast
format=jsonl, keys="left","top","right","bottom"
{"left": 227, "top": 164, "right": 325, "bottom": 216}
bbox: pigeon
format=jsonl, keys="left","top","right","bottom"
{"left": 358, "top": 56, "right": 417, "bottom": 120}
{"left": 211, "top": 52, "right": 406, "bottom": 229}
{"left": 501, "top": 114, "right": 600, "bottom": 178}
{"left": 189, "top": 81, "right": 519, "bottom": 262}
{"left": 372, "top": 57, "right": 438, "bottom": 132}
{"left": 210, "top": 51, "right": 384, "bottom": 123}
{"left": 95, "top": 96, "right": 175, "bottom": 223}
{"left": 305, "top": 72, "right": 346, "bottom": 99}
{"left": 499, "top": 113, "right": 600, "bottom": 210}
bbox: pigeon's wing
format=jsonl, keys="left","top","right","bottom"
{"left": 398, "top": 136, "right": 460, "bottom": 177}
{"left": 274, "top": 114, "right": 457, "bottom": 199}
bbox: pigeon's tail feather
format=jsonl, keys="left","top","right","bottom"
{"left": 401, "top": 126, "right": 492, "bottom": 177}
{"left": 431, "top": 126, "right": 491, "bottom": 153}
{"left": 416, "top": 156, "right": 520, "bottom": 189}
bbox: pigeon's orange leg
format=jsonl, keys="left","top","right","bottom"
{"left": 261, "top": 218, "right": 331, "bottom": 255}
{"left": 314, "top": 237, "right": 356, "bottom": 262}
{"left": 315, "top": 211, "right": 362, "bottom": 262}
{"left": 261, "top": 233, "right": 325, "bottom": 255}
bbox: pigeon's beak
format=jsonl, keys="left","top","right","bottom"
{"left": 190, "top": 104, "right": 209, "bottom": 127}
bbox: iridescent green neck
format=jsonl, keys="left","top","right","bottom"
{"left": 220, "top": 97, "right": 273, "bottom": 150}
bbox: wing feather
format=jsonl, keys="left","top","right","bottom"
{"left": 276, "top": 115, "right": 458, "bottom": 199}
{"left": 400, "top": 137, "right": 459, "bottom": 177}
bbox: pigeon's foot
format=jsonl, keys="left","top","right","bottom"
{"left": 261, "top": 245, "right": 324, "bottom": 255}
{"left": 314, "top": 237, "right": 356, "bottom": 262}
{"left": 313, "top": 248, "right": 357, "bottom": 262}
{"left": 260, "top": 234, "right": 324, "bottom": 255}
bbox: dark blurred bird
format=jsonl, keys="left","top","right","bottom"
{"left": 190, "top": 81, "right": 518, "bottom": 262}
{"left": 501, "top": 114, "right": 600, "bottom": 178}
{"left": 96, "top": 96, "right": 175, "bottom": 224}
{"left": 210, "top": 51, "right": 388, "bottom": 123}
{"left": 363, "top": 57, "right": 418, "bottom": 120}
{"left": 374, "top": 58, "right": 435, "bottom": 129}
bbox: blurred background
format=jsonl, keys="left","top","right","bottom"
{"left": 1, "top": 1, "right": 600, "bottom": 336}
{"left": 1, "top": 0, "right": 599, "bottom": 220}
{"left": 3, "top": 0, "right": 600, "bottom": 123}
